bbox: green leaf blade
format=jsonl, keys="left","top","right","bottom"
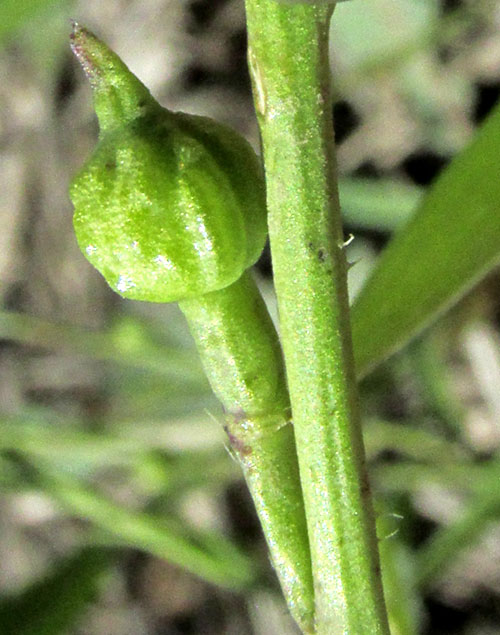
{"left": 352, "top": 102, "right": 500, "bottom": 377}
{"left": 39, "top": 466, "right": 255, "bottom": 590}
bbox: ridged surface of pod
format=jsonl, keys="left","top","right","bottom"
{"left": 70, "top": 25, "right": 267, "bottom": 302}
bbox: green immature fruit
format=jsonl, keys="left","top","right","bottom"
{"left": 69, "top": 25, "right": 316, "bottom": 630}
{"left": 69, "top": 23, "right": 267, "bottom": 303}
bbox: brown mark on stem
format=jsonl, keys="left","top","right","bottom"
{"left": 359, "top": 467, "right": 372, "bottom": 501}
{"left": 307, "top": 241, "right": 327, "bottom": 263}
{"left": 223, "top": 425, "right": 252, "bottom": 457}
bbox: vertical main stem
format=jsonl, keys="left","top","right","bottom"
{"left": 244, "top": 1, "right": 389, "bottom": 633}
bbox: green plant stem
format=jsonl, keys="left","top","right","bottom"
{"left": 244, "top": 2, "right": 389, "bottom": 632}
{"left": 179, "top": 271, "right": 314, "bottom": 633}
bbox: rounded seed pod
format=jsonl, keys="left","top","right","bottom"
{"left": 70, "top": 24, "right": 267, "bottom": 303}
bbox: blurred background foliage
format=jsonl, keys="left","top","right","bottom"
{"left": 1, "top": 0, "right": 500, "bottom": 633}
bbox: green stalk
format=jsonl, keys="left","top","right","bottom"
{"left": 179, "top": 271, "right": 315, "bottom": 633}
{"left": 244, "top": 2, "right": 389, "bottom": 632}
{"left": 68, "top": 23, "right": 313, "bottom": 629}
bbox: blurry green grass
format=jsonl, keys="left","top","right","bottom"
{"left": 0, "top": 0, "right": 71, "bottom": 44}
{"left": 2, "top": 1, "right": 500, "bottom": 633}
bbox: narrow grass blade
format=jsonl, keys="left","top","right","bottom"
{"left": 352, "top": 102, "right": 500, "bottom": 377}
{"left": 363, "top": 419, "right": 465, "bottom": 464}
{"left": 0, "top": 310, "right": 205, "bottom": 385}
{"left": 416, "top": 464, "right": 500, "bottom": 587}
{"left": 339, "top": 178, "right": 422, "bottom": 232}
{"left": 34, "top": 462, "right": 255, "bottom": 590}
{"left": 0, "top": 414, "right": 225, "bottom": 467}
